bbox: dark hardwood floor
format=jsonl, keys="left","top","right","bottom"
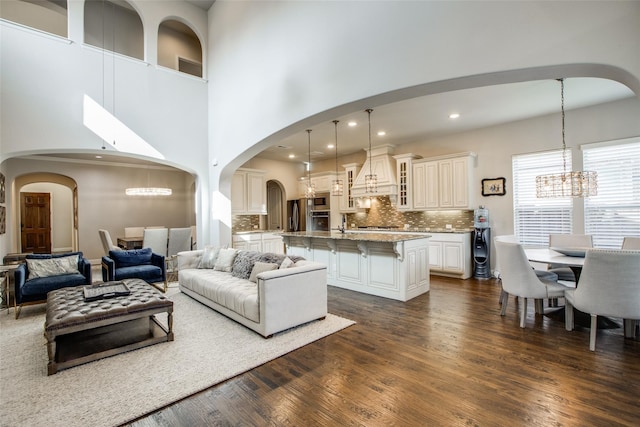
{"left": 126, "top": 276, "right": 640, "bottom": 426}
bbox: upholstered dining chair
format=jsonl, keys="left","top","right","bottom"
{"left": 494, "top": 239, "right": 571, "bottom": 328}
{"left": 548, "top": 234, "right": 593, "bottom": 282}
{"left": 494, "top": 235, "right": 558, "bottom": 306}
{"left": 142, "top": 228, "right": 168, "bottom": 257}
{"left": 622, "top": 237, "right": 640, "bottom": 249}
{"left": 99, "top": 229, "right": 121, "bottom": 255}
{"left": 124, "top": 227, "right": 145, "bottom": 238}
{"left": 167, "top": 227, "right": 192, "bottom": 257}
{"left": 565, "top": 249, "right": 640, "bottom": 351}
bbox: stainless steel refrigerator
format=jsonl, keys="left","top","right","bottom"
{"left": 286, "top": 199, "right": 310, "bottom": 231}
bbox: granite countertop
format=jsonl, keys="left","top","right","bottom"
{"left": 232, "top": 229, "right": 284, "bottom": 235}
{"left": 346, "top": 227, "right": 473, "bottom": 234}
{"left": 279, "top": 231, "right": 431, "bottom": 242}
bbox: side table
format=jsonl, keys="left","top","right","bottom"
{"left": 0, "top": 265, "right": 17, "bottom": 315}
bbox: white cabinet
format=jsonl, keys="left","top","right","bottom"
{"left": 412, "top": 153, "right": 476, "bottom": 210}
{"left": 428, "top": 232, "right": 472, "bottom": 279}
{"left": 232, "top": 168, "right": 266, "bottom": 215}
{"left": 394, "top": 154, "right": 421, "bottom": 211}
{"left": 232, "top": 232, "right": 285, "bottom": 254}
{"left": 262, "top": 233, "right": 285, "bottom": 254}
{"left": 340, "top": 163, "right": 360, "bottom": 213}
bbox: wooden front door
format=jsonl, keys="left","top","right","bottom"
{"left": 21, "top": 192, "right": 51, "bottom": 253}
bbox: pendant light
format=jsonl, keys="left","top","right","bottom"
{"left": 304, "top": 129, "right": 316, "bottom": 198}
{"left": 536, "top": 79, "right": 597, "bottom": 198}
{"left": 364, "top": 108, "right": 377, "bottom": 193}
{"left": 331, "top": 120, "right": 344, "bottom": 196}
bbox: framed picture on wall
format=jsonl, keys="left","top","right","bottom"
{"left": 0, "top": 173, "right": 5, "bottom": 203}
{"left": 0, "top": 206, "right": 5, "bottom": 234}
{"left": 482, "top": 177, "right": 506, "bottom": 196}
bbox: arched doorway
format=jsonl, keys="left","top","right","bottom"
{"left": 14, "top": 173, "right": 77, "bottom": 254}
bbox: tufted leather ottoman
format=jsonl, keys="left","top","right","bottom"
{"left": 44, "top": 278, "right": 173, "bottom": 375}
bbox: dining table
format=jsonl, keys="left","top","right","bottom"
{"left": 524, "top": 248, "right": 586, "bottom": 282}
{"left": 117, "top": 236, "right": 144, "bottom": 250}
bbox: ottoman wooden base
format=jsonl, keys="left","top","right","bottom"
{"left": 44, "top": 279, "right": 173, "bottom": 375}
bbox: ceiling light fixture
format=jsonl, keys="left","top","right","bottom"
{"left": 348, "top": 121, "right": 357, "bottom": 127}
{"left": 535, "top": 78, "right": 597, "bottom": 198}
{"left": 304, "top": 129, "right": 316, "bottom": 198}
{"left": 331, "top": 120, "right": 343, "bottom": 196}
{"left": 449, "top": 113, "right": 460, "bottom": 119}
{"left": 364, "top": 108, "right": 377, "bottom": 194}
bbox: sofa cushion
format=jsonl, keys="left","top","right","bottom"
{"left": 179, "top": 269, "right": 259, "bottom": 322}
{"left": 249, "top": 262, "right": 278, "bottom": 283}
{"left": 231, "top": 250, "right": 262, "bottom": 279}
{"left": 114, "top": 265, "right": 163, "bottom": 282}
{"left": 279, "top": 257, "right": 294, "bottom": 269}
{"left": 21, "top": 273, "right": 88, "bottom": 298}
{"left": 26, "top": 254, "right": 80, "bottom": 280}
{"left": 198, "top": 246, "right": 220, "bottom": 269}
{"left": 110, "top": 248, "right": 152, "bottom": 268}
{"left": 214, "top": 248, "right": 238, "bottom": 272}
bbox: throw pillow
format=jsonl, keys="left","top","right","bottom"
{"left": 231, "top": 250, "right": 262, "bottom": 279}
{"left": 249, "top": 262, "right": 278, "bottom": 283}
{"left": 214, "top": 248, "right": 238, "bottom": 272}
{"left": 279, "top": 256, "right": 294, "bottom": 269}
{"left": 26, "top": 254, "right": 79, "bottom": 280}
{"left": 198, "top": 246, "right": 220, "bottom": 269}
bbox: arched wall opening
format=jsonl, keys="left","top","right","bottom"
{"left": 12, "top": 173, "right": 78, "bottom": 254}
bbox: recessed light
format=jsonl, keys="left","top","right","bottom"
{"left": 377, "top": 131, "right": 386, "bottom": 136}
{"left": 327, "top": 144, "right": 334, "bottom": 149}
{"left": 288, "top": 154, "right": 295, "bottom": 158}
{"left": 449, "top": 113, "right": 460, "bottom": 119}
{"left": 95, "top": 155, "right": 102, "bottom": 159}
{"left": 348, "top": 121, "right": 357, "bottom": 127}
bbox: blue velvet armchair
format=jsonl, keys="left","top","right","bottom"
{"left": 14, "top": 251, "right": 92, "bottom": 319}
{"left": 102, "top": 248, "right": 167, "bottom": 292}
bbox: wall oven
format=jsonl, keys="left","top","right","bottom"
{"left": 310, "top": 211, "right": 330, "bottom": 231}
{"left": 311, "top": 193, "right": 330, "bottom": 211}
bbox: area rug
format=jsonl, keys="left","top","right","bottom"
{"left": 0, "top": 290, "right": 354, "bottom": 427}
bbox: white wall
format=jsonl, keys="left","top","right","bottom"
{"left": 207, "top": 1, "right": 640, "bottom": 245}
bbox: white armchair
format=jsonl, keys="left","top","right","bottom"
{"left": 495, "top": 239, "right": 571, "bottom": 328}
{"left": 565, "top": 249, "right": 640, "bottom": 351}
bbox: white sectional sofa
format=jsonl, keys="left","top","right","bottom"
{"left": 177, "top": 248, "right": 328, "bottom": 337}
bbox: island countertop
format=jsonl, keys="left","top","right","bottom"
{"left": 279, "top": 231, "right": 431, "bottom": 242}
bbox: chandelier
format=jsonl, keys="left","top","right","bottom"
{"left": 536, "top": 79, "right": 597, "bottom": 198}
{"left": 125, "top": 187, "right": 172, "bottom": 196}
{"left": 364, "top": 108, "right": 377, "bottom": 193}
{"left": 304, "top": 129, "right": 316, "bottom": 198}
{"left": 331, "top": 120, "right": 344, "bottom": 196}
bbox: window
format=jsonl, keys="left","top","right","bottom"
{"left": 512, "top": 150, "right": 572, "bottom": 246}
{"left": 583, "top": 138, "right": 640, "bottom": 248}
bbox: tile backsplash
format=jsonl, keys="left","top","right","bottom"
{"left": 345, "top": 196, "right": 474, "bottom": 230}
{"left": 232, "top": 215, "right": 261, "bottom": 232}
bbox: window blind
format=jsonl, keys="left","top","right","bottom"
{"left": 512, "top": 150, "right": 572, "bottom": 246}
{"left": 583, "top": 139, "right": 640, "bottom": 248}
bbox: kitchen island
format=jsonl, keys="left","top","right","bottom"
{"left": 280, "top": 231, "right": 431, "bottom": 301}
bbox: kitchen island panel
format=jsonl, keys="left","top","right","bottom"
{"left": 282, "top": 232, "right": 429, "bottom": 301}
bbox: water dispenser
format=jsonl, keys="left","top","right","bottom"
{"left": 473, "top": 206, "right": 491, "bottom": 279}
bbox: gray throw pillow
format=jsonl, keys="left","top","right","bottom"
{"left": 279, "top": 257, "right": 294, "bottom": 269}
{"left": 249, "top": 262, "right": 278, "bottom": 283}
{"left": 231, "top": 250, "right": 262, "bottom": 279}
{"left": 26, "top": 254, "right": 79, "bottom": 280}
{"left": 198, "top": 246, "right": 220, "bottom": 269}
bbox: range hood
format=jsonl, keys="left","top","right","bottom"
{"left": 351, "top": 145, "right": 398, "bottom": 201}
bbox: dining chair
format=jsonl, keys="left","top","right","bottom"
{"left": 142, "top": 228, "right": 168, "bottom": 257}
{"left": 548, "top": 234, "right": 593, "bottom": 282}
{"left": 190, "top": 225, "right": 197, "bottom": 250}
{"left": 622, "top": 237, "right": 640, "bottom": 249}
{"left": 124, "top": 227, "right": 145, "bottom": 238}
{"left": 565, "top": 249, "right": 640, "bottom": 351}
{"left": 494, "top": 239, "right": 571, "bottom": 328}
{"left": 168, "top": 227, "right": 192, "bottom": 257}
{"left": 494, "top": 235, "right": 558, "bottom": 306}
{"left": 98, "top": 229, "right": 121, "bottom": 255}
